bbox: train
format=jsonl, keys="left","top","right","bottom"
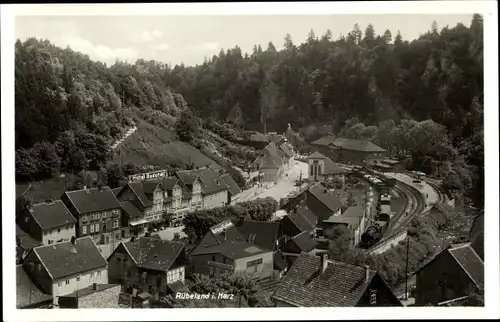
{"left": 359, "top": 192, "right": 393, "bottom": 249}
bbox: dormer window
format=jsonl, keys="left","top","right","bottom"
{"left": 24, "top": 217, "right": 29, "bottom": 223}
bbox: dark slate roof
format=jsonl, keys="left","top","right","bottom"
{"left": 29, "top": 200, "right": 76, "bottom": 231}
{"left": 295, "top": 204, "right": 318, "bottom": 227}
{"left": 16, "top": 265, "right": 53, "bottom": 308}
{"left": 310, "top": 135, "right": 336, "bottom": 146}
{"left": 237, "top": 220, "right": 280, "bottom": 251}
{"left": 162, "top": 177, "right": 180, "bottom": 191}
{"left": 331, "top": 137, "right": 386, "bottom": 153}
{"left": 127, "top": 182, "right": 154, "bottom": 207}
{"left": 272, "top": 253, "right": 378, "bottom": 307}
{"left": 308, "top": 151, "right": 327, "bottom": 159}
{"left": 287, "top": 231, "right": 317, "bottom": 252}
{"left": 16, "top": 225, "right": 42, "bottom": 249}
{"left": 448, "top": 244, "right": 484, "bottom": 290}
{"left": 122, "top": 237, "right": 185, "bottom": 271}
{"left": 308, "top": 183, "right": 343, "bottom": 214}
{"left": 198, "top": 167, "right": 228, "bottom": 195}
{"left": 323, "top": 157, "right": 348, "bottom": 175}
{"left": 221, "top": 173, "right": 242, "bottom": 196}
{"left": 176, "top": 170, "right": 199, "bottom": 186}
{"left": 143, "top": 181, "right": 163, "bottom": 195}
{"left": 34, "top": 236, "right": 107, "bottom": 280}
{"left": 64, "top": 186, "right": 122, "bottom": 214}
{"left": 287, "top": 210, "right": 315, "bottom": 234}
{"left": 120, "top": 201, "right": 144, "bottom": 220}
{"left": 191, "top": 241, "right": 270, "bottom": 260}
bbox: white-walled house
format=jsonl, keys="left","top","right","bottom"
{"left": 22, "top": 236, "right": 108, "bottom": 304}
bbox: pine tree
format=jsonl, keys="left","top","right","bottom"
{"left": 364, "top": 23, "right": 375, "bottom": 48}
{"left": 394, "top": 30, "right": 403, "bottom": 46}
{"left": 284, "top": 33, "right": 294, "bottom": 50}
{"left": 431, "top": 21, "right": 439, "bottom": 35}
{"left": 267, "top": 41, "right": 277, "bottom": 52}
{"left": 383, "top": 29, "right": 392, "bottom": 44}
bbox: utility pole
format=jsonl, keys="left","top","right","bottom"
{"left": 405, "top": 235, "right": 410, "bottom": 300}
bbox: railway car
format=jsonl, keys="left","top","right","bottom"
{"left": 360, "top": 221, "right": 390, "bottom": 248}
{"left": 380, "top": 193, "right": 391, "bottom": 205}
{"left": 377, "top": 204, "right": 392, "bottom": 222}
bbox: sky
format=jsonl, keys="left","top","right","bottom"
{"left": 15, "top": 14, "right": 474, "bottom": 67}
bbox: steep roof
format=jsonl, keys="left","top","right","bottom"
{"left": 448, "top": 243, "right": 484, "bottom": 290}
{"left": 220, "top": 173, "right": 242, "bottom": 196}
{"left": 126, "top": 182, "right": 154, "bottom": 207}
{"left": 237, "top": 220, "right": 280, "bottom": 251}
{"left": 111, "top": 187, "right": 123, "bottom": 196}
{"left": 274, "top": 251, "right": 288, "bottom": 271}
{"left": 308, "top": 151, "right": 327, "bottom": 159}
{"left": 254, "top": 142, "right": 283, "bottom": 169}
{"left": 310, "top": 135, "right": 336, "bottom": 146}
{"left": 161, "top": 177, "right": 180, "bottom": 191}
{"left": 33, "top": 236, "right": 107, "bottom": 280}
{"left": 331, "top": 137, "right": 386, "bottom": 153}
{"left": 197, "top": 167, "right": 228, "bottom": 195}
{"left": 16, "top": 265, "right": 53, "bottom": 308}
{"left": 29, "top": 200, "right": 76, "bottom": 231}
{"left": 192, "top": 220, "right": 245, "bottom": 252}
{"left": 120, "top": 237, "right": 185, "bottom": 272}
{"left": 308, "top": 183, "right": 343, "bottom": 214}
{"left": 190, "top": 241, "right": 270, "bottom": 260}
{"left": 279, "top": 143, "right": 294, "bottom": 158}
{"left": 175, "top": 170, "right": 199, "bottom": 186}
{"left": 120, "top": 201, "right": 144, "bottom": 221}
{"left": 63, "top": 186, "right": 122, "bottom": 214}
{"left": 272, "top": 253, "right": 380, "bottom": 307}
{"left": 286, "top": 209, "right": 315, "bottom": 234}
{"left": 323, "top": 157, "right": 348, "bottom": 175}
{"left": 286, "top": 231, "right": 317, "bottom": 253}
{"left": 295, "top": 204, "right": 318, "bottom": 227}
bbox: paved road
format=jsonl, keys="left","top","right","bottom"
{"left": 251, "top": 160, "right": 309, "bottom": 202}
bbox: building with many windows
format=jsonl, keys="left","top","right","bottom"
{"left": 22, "top": 236, "right": 109, "bottom": 303}
{"left": 61, "top": 187, "right": 123, "bottom": 244}
{"left": 16, "top": 200, "right": 76, "bottom": 246}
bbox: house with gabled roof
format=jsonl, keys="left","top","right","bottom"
{"left": 272, "top": 252, "right": 402, "bottom": 307}
{"left": 16, "top": 200, "right": 76, "bottom": 246}
{"left": 115, "top": 180, "right": 166, "bottom": 229}
{"left": 175, "top": 167, "right": 230, "bottom": 211}
{"left": 307, "top": 151, "right": 348, "bottom": 184}
{"left": 16, "top": 225, "right": 42, "bottom": 264}
{"left": 161, "top": 176, "right": 194, "bottom": 224}
{"left": 190, "top": 220, "right": 275, "bottom": 281}
{"left": 107, "top": 237, "right": 188, "bottom": 300}
{"left": 280, "top": 204, "right": 317, "bottom": 238}
{"left": 414, "top": 242, "right": 484, "bottom": 306}
{"left": 220, "top": 173, "right": 242, "bottom": 205}
{"left": 22, "top": 236, "right": 109, "bottom": 301}
{"left": 310, "top": 135, "right": 386, "bottom": 165}
{"left": 253, "top": 141, "right": 285, "bottom": 183}
{"left": 61, "top": 187, "right": 123, "bottom": 244}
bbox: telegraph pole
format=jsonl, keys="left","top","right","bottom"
{"left": 405, "top": 235, "right": 410, "bottom": 300}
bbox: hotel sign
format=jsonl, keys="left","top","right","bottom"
{"left": 210, "top": 220, "right": 234, "bottom": 235}
{"left": 128, "top": 170, "right": 168, "bottom": 182}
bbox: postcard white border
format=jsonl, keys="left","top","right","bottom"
{"left": 2, "top": 1, "right": 498, "bottom": 321}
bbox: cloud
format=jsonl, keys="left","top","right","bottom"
{"left": 188, "top": 42, "right": 220, "bottom": 51}
{"left": 138, "top": 29, "right": 164, "bottom": 42}
{"left": 154, "top": 43, "right": 170, "bottom": 51}
{"left": 60, "top": 35, "right": 138, "bottom": 65}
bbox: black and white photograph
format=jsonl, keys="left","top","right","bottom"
{"left": 2, "top": 2, "right": 498, "bottom": 321}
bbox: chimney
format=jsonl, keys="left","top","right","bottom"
{"left": 320, "top": 253, "right": 328, "bottom": 274}
{"left": 364, "top": 265, "right": 370, "bottom": 282}
{"left": 93, "top": 283, "right": 98, "bottom": 291}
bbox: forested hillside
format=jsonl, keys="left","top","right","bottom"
{"left": 15, "top": 15, "right": 484, "bottom": 207}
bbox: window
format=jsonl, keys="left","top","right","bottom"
{"left": 90, "top": 213, "right": 94, "bottom": 220}
{"left": 57, "top": 228, "right": 61, "bottom": 233}
{"left": 90, "top": 272, "right": 94, "bottom": 278}
{"left": 82, "top": 215, "right": 88, "bottom": 222}
{"left": 310, "top": 166, "right": 314, "bottom": 176}
{"left": 25, "top": 217, "right": 29, "bottom": 223}
{"left": 82, "top": 226, "right": 87, "bottom": 235}
{"left": 97, "top": 270, "right": 101, "bottom": 277}
{"left": 117, "top": 258, "right": 121, "bottom": 263}
{"left": 37, "top": 264, "right": 42, "bottom": 271}
{"left": 246, "top": 258, "right": 263, "bottom": 268}
{"left": 76, "top": 276, "right": 80, "bottom": 282}
{"left": 90, "top": 224, "right": 95, "bottom": 233}
{"left": 48, "top": 240, "right": 53, "bottom": 245}
{"left": 58, "top": 281, "right": 62, "bottom": 287}
{"left": 96, "top": 213, "right": 100, "bottom": 220}
{"left": 212, "top": 255, "right": 216, "bottom": 262}
{"left": 209, "top": 266, "right": 214, "bottom": 276}
{"left": 95, "top": 223, "right": 100, "bottom": 232}
{"left": 370, "top": 289, "right": 377, "bottom": 304}
{"left": 112, "top": 220, "right": 119, "bottom": 229}
{"left": 102, "top": 212, "right": 106, "bottom": 218}
{"left": 65, "top": 279, "right": 70, "bottom": 285}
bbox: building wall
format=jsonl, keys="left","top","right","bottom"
{"left": 191, "top": 181, "right": 203, "bottom": 206}
{"left": 42, "top": 224, "right": 76, "bottom": 245}
{"left": 192, "top": 253, "right": 234, "bottom": 276}
{"left": 16, "top": 209, "right": 43, "bottom": 242}
{"left": 23, "top": 251, "right": 54, "bottom": 294}
{"left": 203, "top": 190, "right": 229, "bottom": 210}
{"left": 52, "top": 267, "right": 108, "bottom": 297}
{"left": 72, "top": 285, "right": 122, "bottom": 308}
{"left": 260, "top": 167, "right": 279, "bottom": 183}
{"left": 78, "top": 208, "right": 123, "bottom": 243}
{"left": 356, "top": 274, "right": 403, "bottom": 307}
{"left": 415, "top": 251, "right": 475, "bottom": 306}
{"left": 310, "top": 145, "right": 335, "bottom": 160}
{"left": 339, "top": 150, "right": 386, "bottom": 165}
{"left": 234, "top": 251, "right": 274, "bottom": 281}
